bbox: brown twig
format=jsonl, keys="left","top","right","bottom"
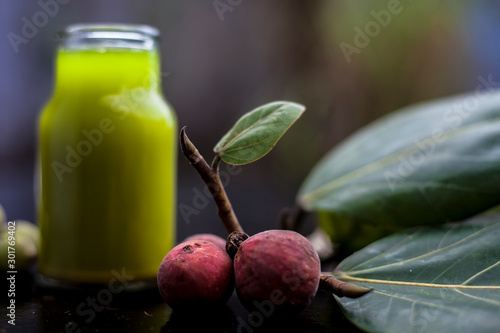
{"left": 319, "top": 274, "right": 372, "bottom": 298}
{"left": 180, "top": 127, "right": 243, "bottom": 234}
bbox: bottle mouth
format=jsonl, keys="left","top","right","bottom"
{"left": 58, "top": 23, "right": 159, "bottom": 50}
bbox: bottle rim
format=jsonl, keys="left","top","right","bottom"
{"left": 58, "top": 23, "right": 159, "bottom": 50}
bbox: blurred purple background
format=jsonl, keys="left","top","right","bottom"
{"left": 1, "top": 0, "right": 499, "bottom": 240}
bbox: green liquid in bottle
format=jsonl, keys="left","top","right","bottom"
{"left": 38, "top": 26, "right": 176, "bottom": 285}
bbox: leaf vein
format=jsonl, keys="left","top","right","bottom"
{"left": 453, "top": 288, "right": 500, "bottom": 306}
{"left": 346, "top": 230, "right": 423, "bottom": 271}
{"left": 371, "top": 290, "right": 466, "bottom": 315}
{"left": 343, "top": 221, "right": 500, "bottom": 276}
{"left": 462, "top": 260, "right": 500, "bottom": 285}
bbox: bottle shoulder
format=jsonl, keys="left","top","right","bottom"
{"left": 41, "top": 90, "right": 176, "bottom": 123}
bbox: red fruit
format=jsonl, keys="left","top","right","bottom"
{"left": 157, "top": 240, "right": 234, "bottom": 309}
{"left": 234, "top": 230, "right": 320, "bottom": 315}
{"left": 184, "top": 233, "right": 227, "bottom": 251}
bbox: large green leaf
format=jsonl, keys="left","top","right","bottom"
{"left": 334, "top": 210, "right": 500, "bottom": 333}
{"left": 298, "top": 91, "right": 500, "bottom": 228}
{"left": 214, "top": 101, "right": 305, "bottom": 165}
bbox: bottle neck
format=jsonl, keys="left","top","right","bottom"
{"left": 53, "top": 24, "right": 161, "bottom": 96}
{"left": 54, "top": 48, "right": 161, "bottom": 95}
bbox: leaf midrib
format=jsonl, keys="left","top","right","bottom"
{"left": 335, "top": 274, "right": 500, "bottom": 290}
{"left": 216, "top": 104, "right": 287, "bottom": 153}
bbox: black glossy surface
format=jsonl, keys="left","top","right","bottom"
{"left": 2, "top": 270, "right": 363, "bottom": 333}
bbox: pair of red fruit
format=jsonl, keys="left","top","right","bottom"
{"left": 157, "top": 229, "right": 320, "bottom": 315}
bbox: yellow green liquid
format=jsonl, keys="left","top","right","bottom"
{"left": 38, "top": 48, "right": 176, "bottom": 284}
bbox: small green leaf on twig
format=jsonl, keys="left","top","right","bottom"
{"left": 214, "top": 101, "right": 305, "bottom": 165}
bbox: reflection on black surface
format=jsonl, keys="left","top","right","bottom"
{"left": 162, "top": 290, "right": 362, "bottom": 333}
{"left": 1, "top": 270, "right": 362, "bottom": 333}
{"left": 162, "top": 305, "right": 237, "bottom": 333}
{"left": 37, "top": 288, "right": 170, "bottom": 333}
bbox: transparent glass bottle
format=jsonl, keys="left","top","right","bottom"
{"left": 37, "top": 24, "right": 177, "bottom": 288}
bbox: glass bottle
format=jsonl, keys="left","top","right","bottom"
{"left": 37, "top": 24, "right": 176, "bottom": 287}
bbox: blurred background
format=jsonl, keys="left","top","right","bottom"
{"left": 1, "top": 0, "right": 499, "bottom": 240}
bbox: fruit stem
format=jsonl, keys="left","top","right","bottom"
{"left": 226, "top": 231, "right": 249, "bottom": 259}
{"left": 180, "top": 127, "right": 244, "bottom": 234}
{"left": 319, "top": 274, "right": 372, "bottom": 298}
